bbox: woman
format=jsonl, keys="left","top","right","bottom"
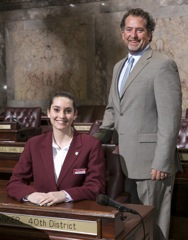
{"left": 7, "top": 91, "right": 105, "bottom": 206}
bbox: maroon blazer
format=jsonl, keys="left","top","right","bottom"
{"left": 7, "top": 130, "right": 105, "bottom": 201}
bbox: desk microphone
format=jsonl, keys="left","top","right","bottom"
{"left": 96, "top": 194, "right": 138, "bottom": 215}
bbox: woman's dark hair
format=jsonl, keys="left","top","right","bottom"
{"left": 48, "top": 91, "right": 77, "bottom": 112}
{"left": 120, "top": 8, "right": 156, "bottom": 41}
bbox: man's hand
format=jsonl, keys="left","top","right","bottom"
{"left": 151, "top": 169, "right": 168, "bottom": 180}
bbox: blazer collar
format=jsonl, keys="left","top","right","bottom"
{"left": 40, "top": 132, "right": 56, "bottom": 187}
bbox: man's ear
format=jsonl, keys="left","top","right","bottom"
{"left": 148, "top": 32, "right": 152, "bottom": 41}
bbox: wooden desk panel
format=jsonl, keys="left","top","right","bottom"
{"left": 0, "top": 142, "right": 25, "bottom": 179}
{"left": 0, "top": 128, "right": 42, "bottom": 142}
{"left": 0, "top": 180, "right": 154, "bottom": 240}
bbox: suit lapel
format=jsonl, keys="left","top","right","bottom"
{"left": 120, "top": 48, "right": 153, "bottom": 99}
{"left": 113, "top": 58, "right": 127, "bottom": 109}
{"left": 57, "top": 131, "right": 81, "bottom": 186}
{"left": 40, "top": 132, "right": 57, "bottom": 188}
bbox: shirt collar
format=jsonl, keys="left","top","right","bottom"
{"left": 52, "top": 136, "right": 71, "bottom": 151}
{"left": 52, "top": 138, "right": 59, "bottom": 149}
{"left": 128, "top": 44, "right": 150, "bottom": 60}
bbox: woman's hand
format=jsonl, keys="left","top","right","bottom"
{"left": 27, "top": 191, "right": 66, "bottom": 206}
{"left": 27, "top": 192, "right": 46, "bottom": 205}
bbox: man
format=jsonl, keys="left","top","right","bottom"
{"left": 94, "top": 8, "right": 182, "bottom": 240}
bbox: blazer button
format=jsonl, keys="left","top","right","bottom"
{"left": 120, "top": 113, "right": 123, "bottom": 116}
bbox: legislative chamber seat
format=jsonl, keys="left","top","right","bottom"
{"left": 177, "top": 118, "right": 188, "bottom": 149}
{"left": 3, "top": 107, "right": 41, "bottom": 128}
{"left": 0, "top": 107, "right": 42, "bottom": 142}
{"left": 73, "top": 105, "right": 106, "bottom": 134}
{"left": 103, "top": 144, "right": 130, "bottom": 203}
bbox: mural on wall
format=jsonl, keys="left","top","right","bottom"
{"left": 152, "top": 16, "right": 188, "bottom": 116}
{"left": 6, "top": 16, "right": 96, "bottom": 106}
{"left": 0, "top": 23, "right": 6, "bottom": 113}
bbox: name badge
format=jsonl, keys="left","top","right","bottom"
{"left": 73, "top": 168, "right": 87, "bottom": 174}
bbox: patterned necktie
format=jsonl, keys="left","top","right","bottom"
{"left": 119, "top": 56, "right": 134, "bottom": 97}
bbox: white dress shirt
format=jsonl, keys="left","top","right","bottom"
{"left": 52, "top": 138, "right": 73, "bottom": 202}
{"left": 118, "top": 45, "right": 150, "bottom": 93}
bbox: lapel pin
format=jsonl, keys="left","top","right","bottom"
{"left": 75, "top": 151, "right": 79, "bottom": 156}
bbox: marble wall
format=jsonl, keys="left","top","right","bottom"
{"left": 0, "top": 0, "right": 187, "bottom": 115}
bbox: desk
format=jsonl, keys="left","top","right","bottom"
{"left": 0, "top": 141, "right": 25, "bottom": 179}
{"left": 0, "top": 128, "right": 42, "bottom": 142}
{"left": 0, "top": 181, "right": 154, "bottom": 240}
{"left": 0, "top": 121, "right": 42, "bottom": 142}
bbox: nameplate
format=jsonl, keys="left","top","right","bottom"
{"left": 74, "top": 125, "right": 91, "bottom": 131}
{"left": 179, "top": 153, "right": 188, "bottom": 161}
{"left": 0, "top": 146, "right": 24, "bottom": 153}
{"left": 0, "top": 124, "right": 11, "bottom": 130}
{"left": 0, "top": 212, "right": 98, "bottom": 236}
{"left": 0, "top": 122, "right": 19, "bottom": 130}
